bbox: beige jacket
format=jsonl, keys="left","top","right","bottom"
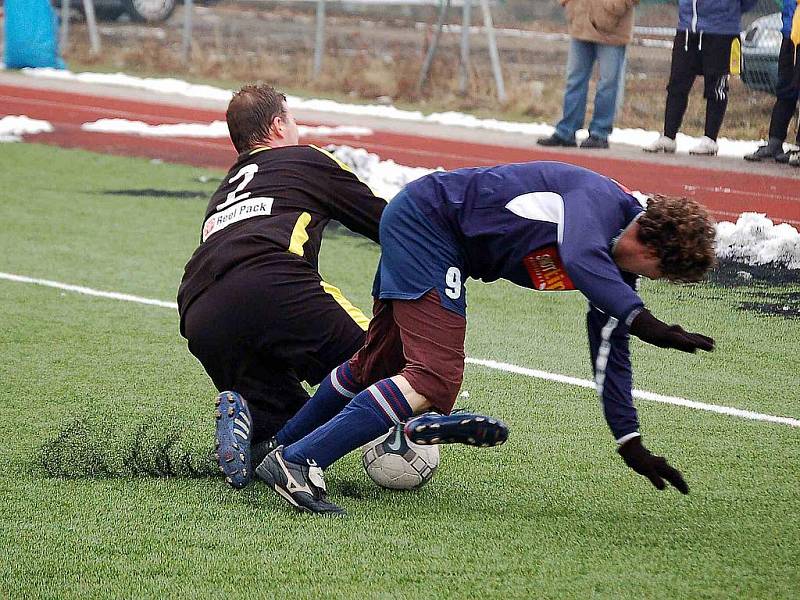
{"left": 559, "top": 0, "right": 639, "bottom": 46}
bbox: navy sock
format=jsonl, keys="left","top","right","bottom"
{"left": 275, "top": 362, "right": 363, "bottom": 446}
{"left": 282, "top": 378, "right": 413, "bottom": 469}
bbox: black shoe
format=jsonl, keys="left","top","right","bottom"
{"left": 251, "top": 437, "right": 279, "bottom": 470}
{"left": 744, "top": 143, "right": 781, "bottom": 162}
{"left": 790, "top": 150, "right": 800, "bottom": 167}
{"left": 775, "top": 150, "right": 791, "bottom": 164}
{"left": 405, "top": 412, "right": 509, "bottom": 447}
{"left": 537, "top": 133, "right": 577, "bottom": 148}
{"left": 579, "top": 135, "right": 609, "bottom": 149}
{"left": 256, "top": 447, "right": 345, "bottom": 516}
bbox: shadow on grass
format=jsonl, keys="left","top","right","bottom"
{"left": 708, "top": 260, "right": 800, "bottom": 319}
{"left": 100, "top": 189, "right": 210, "bottom": 200}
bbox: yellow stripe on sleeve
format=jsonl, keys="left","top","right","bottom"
{"left": 288, "top": 212, "right": 312, "bottom": 256}
{"left": 320, "top": 281, "right": 370, "bottom": 331}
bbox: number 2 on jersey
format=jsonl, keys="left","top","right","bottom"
{"left": 445, "top": 267, "right": 462, "bottom": 300}
{"left": 216, "top": 164, "right": 259, "bottom": 210}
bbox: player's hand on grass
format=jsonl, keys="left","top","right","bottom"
{"left": 629, "top": 309, "right": 715, "bottom": 353}
{"left": 618, "top": 436, "right": 689, "bottom": 494}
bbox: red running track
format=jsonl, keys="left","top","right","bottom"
{"left": 3, "top": 83, "right": 799, "bottom": 226}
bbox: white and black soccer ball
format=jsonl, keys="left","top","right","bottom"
{"left": 362, "top": 425, "right": 440, "bottom": 490}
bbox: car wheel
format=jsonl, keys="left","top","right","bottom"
{"left": 124, "top": 0, "right": 176, "bottom": 22}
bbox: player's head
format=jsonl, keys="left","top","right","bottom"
{"left": 226, "top": 84, "right": 299, "bottom": 152}
{"left": 636, "top": 195, "right": 716, "bottom": 283}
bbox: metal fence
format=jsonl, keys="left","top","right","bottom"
{"left": 42, "top": 1, "right": 787, "bottom": 89}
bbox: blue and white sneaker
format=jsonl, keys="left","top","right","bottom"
{"left": 214, "top": 391, "right": 254, "bottom": 489}
{"left": 405, "top": 412, "right": 509, "bottom": 447}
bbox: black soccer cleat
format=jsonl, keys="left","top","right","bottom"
{"left": 214, "top": 391, "right": 254, "bottom": 489}
{"left": 405, "top": 412, "right": 509, "bottom": 447}
{"left": 256, "top": 446, "right": 345, "bottom": 516}
{"left": 251, "top": 436, "right": 279, "bottom": 470}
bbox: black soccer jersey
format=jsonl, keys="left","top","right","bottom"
{"left": 177, "top": 144, "right": 386, "bottom": 314}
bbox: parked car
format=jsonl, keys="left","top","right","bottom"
{"left": 55, "top": 0, "right": 177, "bottom": 23}
{"left": 741, "top": 12, "right": 782, "bottom": 95}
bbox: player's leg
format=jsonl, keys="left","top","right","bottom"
{"left": 747, "top": 38, "right": 798, "bottom": 160}
{"left": 553, "top": 39, "right": 596, "bottom": 144}
{"left": 587, "top": 43, "right": 626, "bottom": 143}
{"left": 182, "top": 255, "right": 369, "bottom": 488}
{"left": 391, "top": 291, "right": 508, "bottom": 447}
{"left": 255, "top": 298, "right": 408, "bottom": 514}
{"left": 273, "top": 297, "right": 403, "bottom": 448}
{"left": 699, "top": 34, "right": 735, "bottom": 144}
{"left": 258, "top": 293, "right": 506, "bottom": 514}
{"left": 183, "top": 280, "right": 264, "bottom": 489}
{"left": 663, "top": 31, "right": 699, "bottom": 140}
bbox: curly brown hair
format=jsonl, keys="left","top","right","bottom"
{"left": 226, "top": 84, "right": 287, "bottom": 153}
{"left": 636, "top": 195, "right": 717, "bottom": 283}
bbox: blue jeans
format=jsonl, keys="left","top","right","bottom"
{"left": 554, "top": 39, "right": 627, "bottom": 142}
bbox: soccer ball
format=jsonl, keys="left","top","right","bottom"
{"left": 362, "top": 425, "right": 440, "bottom": 490}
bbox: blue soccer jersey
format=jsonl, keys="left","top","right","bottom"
{"left": 376, "top": 161, "right": 647, "bottom": 441}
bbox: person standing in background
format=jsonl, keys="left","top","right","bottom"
{"left": 645, "top": 0, "right": 758, "bottom": 156}
{"left": 792, "top": 0, "right": 800, "bottom": 166}
{"left": 744, "top": 0, "right": 800, "bottom": 165}
{"left": 537, "top": 0, "right": 639, "bottom": 150}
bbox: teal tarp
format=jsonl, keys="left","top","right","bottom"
{"left": 4, "top": 0, "right": 66, "bottom": 69}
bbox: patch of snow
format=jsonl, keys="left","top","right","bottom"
{"left": 0, "top": 115, "right": 53, "bottom": 140}
{"left": 22, "top": 68, "right": 769, "bottom": 157}
{"left": 80, "top": 118, "right": 372, "bottom": 139}
{"left": 716, "top": 213, "right": 800, "bottom": 269}
{"left": 327, "top": 145, "right": 438, "bottom": 201}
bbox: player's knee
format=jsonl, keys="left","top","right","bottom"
{"left": 402, "top": 369, "right": 463, "bottom": 414}
{"left": 666, "top": 78, "right": 692, "bottom": 96}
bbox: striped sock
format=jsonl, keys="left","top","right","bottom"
{"left": 282, "top": 378, "right": 413, "bottom": 469}
{"left": 276, "top": 362, "right": 363, "bottom": 446}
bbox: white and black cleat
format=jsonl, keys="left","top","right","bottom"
{"left": 214, "top": 390, "right": 254, "bottom": 489}
{"left": 255, "top": 446, "right": 345, "bottom": 516}
{"left": 405, "top": 412, "right": 509, "bottom": 447}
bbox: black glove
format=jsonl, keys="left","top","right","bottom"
{"left": 618, "top": 436, "right": 689, "bottom": 494}
{"left": 629, "top": 308, "right": 715, "bottom": 353}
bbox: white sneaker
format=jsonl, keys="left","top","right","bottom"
{"left": 689, "top": 136, "right": 719, "bottom": 156}
{"left": 644, "top": 135, "right": 677, "bottom": 153}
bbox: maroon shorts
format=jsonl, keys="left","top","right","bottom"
{"left": 348, "top": 290, "right": 466, "bottom": 414}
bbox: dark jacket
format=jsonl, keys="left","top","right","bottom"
{"left": 782, "top": 0, "right": 797, "bottom": 39}
{"left": 677, "top": 0, "right": 758, "bottom": 36}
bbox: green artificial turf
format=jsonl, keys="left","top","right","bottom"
{"left": 0, "top": 144, "right": 798, "bottom": 599}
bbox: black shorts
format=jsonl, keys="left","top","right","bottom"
{"left": 668, "top": 30, "right": 737, "bottom": 99}
{"left": 181, "top": 252, "right": 368, "bottom": 442}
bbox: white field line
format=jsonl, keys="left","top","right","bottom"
{"left": 465, "top": 358, "right": 800, "bottom": 428}
{"left": 0, "top": 272, "right": 178, "bottom": 310}
{"left": 2, "top": 271, "right": 799, "bottom": 429}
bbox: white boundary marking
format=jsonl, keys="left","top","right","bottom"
{"left": 465, "top": 358, "right": 800, "bottom": 428}
{"left": 0, "top": 272, "right": 178, "bottom": 309}
{"left": 2, "top": 271, "right": 799, "bottom": 429}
